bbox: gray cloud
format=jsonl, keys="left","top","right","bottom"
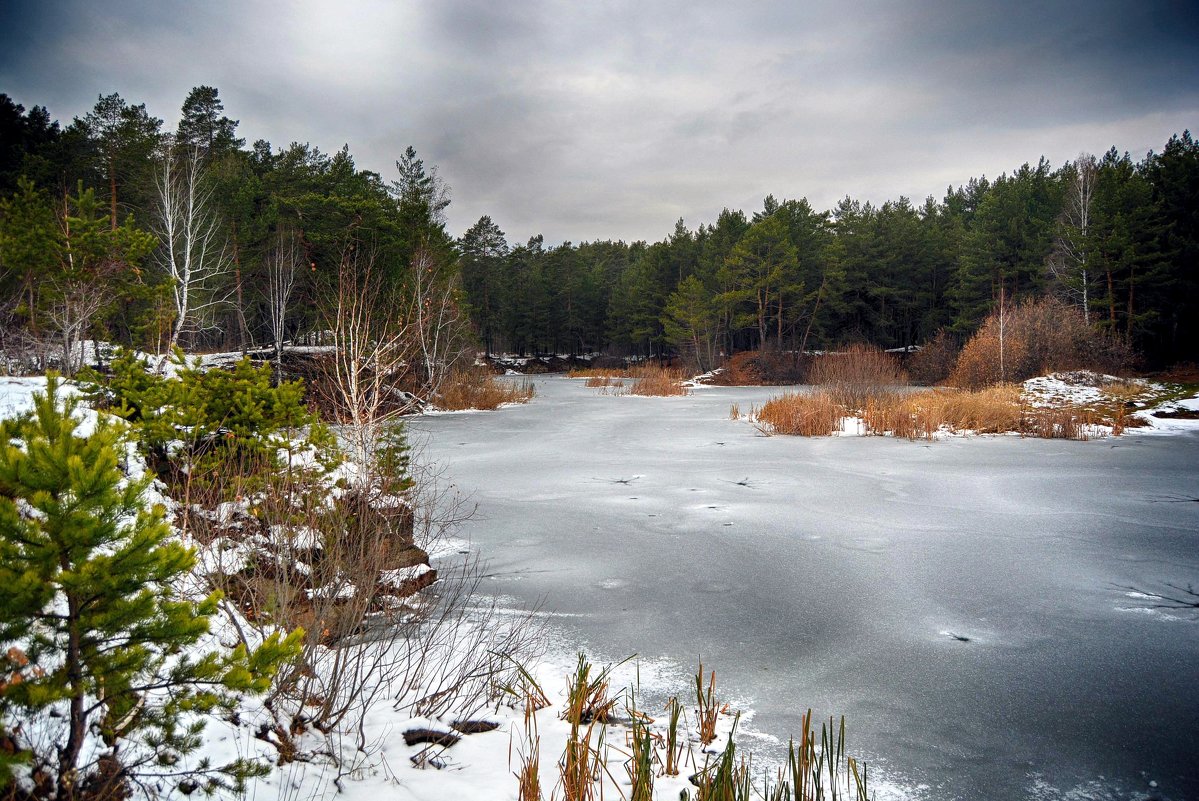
{"left": 1, "top": 0, "right": 1195, "bottom": 244}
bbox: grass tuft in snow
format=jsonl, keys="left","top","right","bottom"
{"left": 695, "top": 663, "right": 726, "bottom": 746}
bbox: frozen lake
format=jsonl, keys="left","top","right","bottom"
{"left": 410, "top": 375, "right": 1199, "bottom": 801}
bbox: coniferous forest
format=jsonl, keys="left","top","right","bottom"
{"left": 2, "top": 87, "right": 1197, "bottom": 373}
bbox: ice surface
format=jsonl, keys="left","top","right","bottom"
{"left": 411, "top": 375, "right": 1199, "bottom": 801}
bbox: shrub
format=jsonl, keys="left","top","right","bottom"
{"left": 907, "top": 329, "right": 961, "bottom": 386}
{"left": 710, "top": 350, "right": 808, "bottom": 386}
{"left": 808, "top": 344, "right": 908, "bottom": 409}
{"left": 80, "top": 349, "right": 338, "bottom": 494}
{"left": 948, "top": 297, "right": 1135, "bottom": 389}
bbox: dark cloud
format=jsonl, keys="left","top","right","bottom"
{"left": 1, "top": 0, "right": 1195, "bottom": 244}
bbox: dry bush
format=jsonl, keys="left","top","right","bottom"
{"left": 808, "top": 344, "right": 908, "bottom": 409}
{"left": 437, "top": 366, "right": 535, "bottom": 410}
{"left": 755, "top": 391, "right": 842, "bottom": 436}
{"left": 907, "top": 329, "right": 961, "bottom": 386}
{"left": 709, "top": 350, "right": 808, "bottom": 386}
{"left": 949, "top": 296, "right": 1134, "bottom": 389}
{"left": 622, "top": 364, "right": 689, "bottom": 396}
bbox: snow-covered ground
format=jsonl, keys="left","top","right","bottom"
{"left": 410, "top": 375, "right": 1199, "bottom": 801}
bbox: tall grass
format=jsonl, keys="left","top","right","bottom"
{"left": 624, "top": 690, "right": 656, "bottom": 801}
{"left": 664, "top": 695, "right": 684, "bottom": 776}
{"left": 437, "top": 366, "right": 535, "bottom": 410}
{"left": 763, "top": 711, "right": 871, "bottom": 801}
{"left": 759, "top": 384, "right": 1108, "bottom": 441}
{"left": 693, "top": 715, "right": 752, "bottom": 801}
{"left": 509, "top": 658, "right": 873, "bottom": 801}
{"left": 754, "top": 392, "right": 842, "bottom": 436}
{"left": 585, "top": 374, "right": 625, "bottom": 389}
{"left": 562, "top": 652, "right": 623, "bottom": 725}
{"left": 861, "top": 385, "right": 1023, "bottom": 438}
{"left": 569, "top": 367, "right": 629, "bottom": 379}
{"left": 624, "top": 364, "right": 690, "bottom": 396}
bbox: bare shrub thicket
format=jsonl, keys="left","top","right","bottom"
{"left": 808, "top": 343, "right": 908, "bottom": 408}
{"left": 948, "top": 296, "right": 1134, "bottom": 389}
{"left": 907, "top": 329, "right": 961, "bottom": 386}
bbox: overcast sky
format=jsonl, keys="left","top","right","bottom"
{"left": 2, "top": 0, "right": 1196, "bottom": 244}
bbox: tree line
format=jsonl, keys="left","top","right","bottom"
{"left": 2, "top": 87, "right": 1197, "bottom": 373}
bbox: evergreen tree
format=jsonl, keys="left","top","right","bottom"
{"left": 176, "top": 86, "right": 244, "bottom": 158}
{"left": 0, "top": 377, "right": 301, "bottom": 797}
{"left": 662, "top": 274, "right": 719, "bottom": 370}
{"left": 83, "top": 93, "right": 164, "bottom": 229}
{"left": 459, "top": 215, "right": 509, "bottom": 355}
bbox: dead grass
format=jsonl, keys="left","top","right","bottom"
{"left": 569, "top": 367, "right": 629, "bottom": 379}
{"left": 863, "top": 385, "right": 1024, "bottom": 438}
{"left": 754, "top": 391, "right": 842, "bottom": 436}
{"left": 756, "top": 385, "right": 1106, "bottom": 440}
{"left": 620, "top": 364, "right": 689, "bottom": 396}
{"left": 437, "top": 366, "right": 535, "bottom": 410}
{"left": 585, "top": 375, "right": 624, "bottom": 389}
{"left": 808, "top": 344, "right": 908, "bottom": 409}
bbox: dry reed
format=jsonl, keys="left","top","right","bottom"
{"left": 754, "top": 392, "right": 842, "bottom": 436}
{"left": 437, "top": 366, "right": 535, "bottom": 410}
{"left": 569, "top": 367, "right": 629, "bottom": 379}
{"left": 622, "top": 364, "right": 690, "bottom": 396}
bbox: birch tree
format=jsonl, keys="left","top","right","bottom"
{"left": 1049, "top": 153, "right": 1097, "bottom": 325}
{"left": 153, "top": 143, "right": 229, "bottom": 368}
{"left": 266, "top": 229, "right": 302, "bottom": 377}
{"left": 319, "top": 247, "right": 414, "bottom": 478}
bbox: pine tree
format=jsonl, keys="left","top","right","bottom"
{"left": 0, "top": 376, "right": 301, "bottom": 798}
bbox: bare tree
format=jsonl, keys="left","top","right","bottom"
{"left": 1049, "top": 153, "right": 1097, "bottom": 325}
{"left": 266, "top": 228, "right": 302, "bottom": 379}
{"left": 44, "top": 278, "right": 111, "bottom": 376}
{"left": 318, "top": 247, "right": 417, "bottom": 477}
{"left": 407, "top": 246, "right": 472, "bottom": 400}
{"left": 152, "top": 142, "right": 230, "bottom": 370}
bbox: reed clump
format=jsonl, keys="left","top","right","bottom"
{"left": 754, "top": 392, "right": 842, "bottom": 436}
{"left": 585, "top": 374, "right": 624, "bottom": 389}
{"left": 624, "top": 364, "right": 690, "bottom": 396}
{"left": 862, "top": 385, "right": 1023, "bottom": 438}
{"left": 437, "top": 366, "right": 535, "bottom": 410}
{"left": 569, "top": 367, "right": 629, "bottom": 379}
